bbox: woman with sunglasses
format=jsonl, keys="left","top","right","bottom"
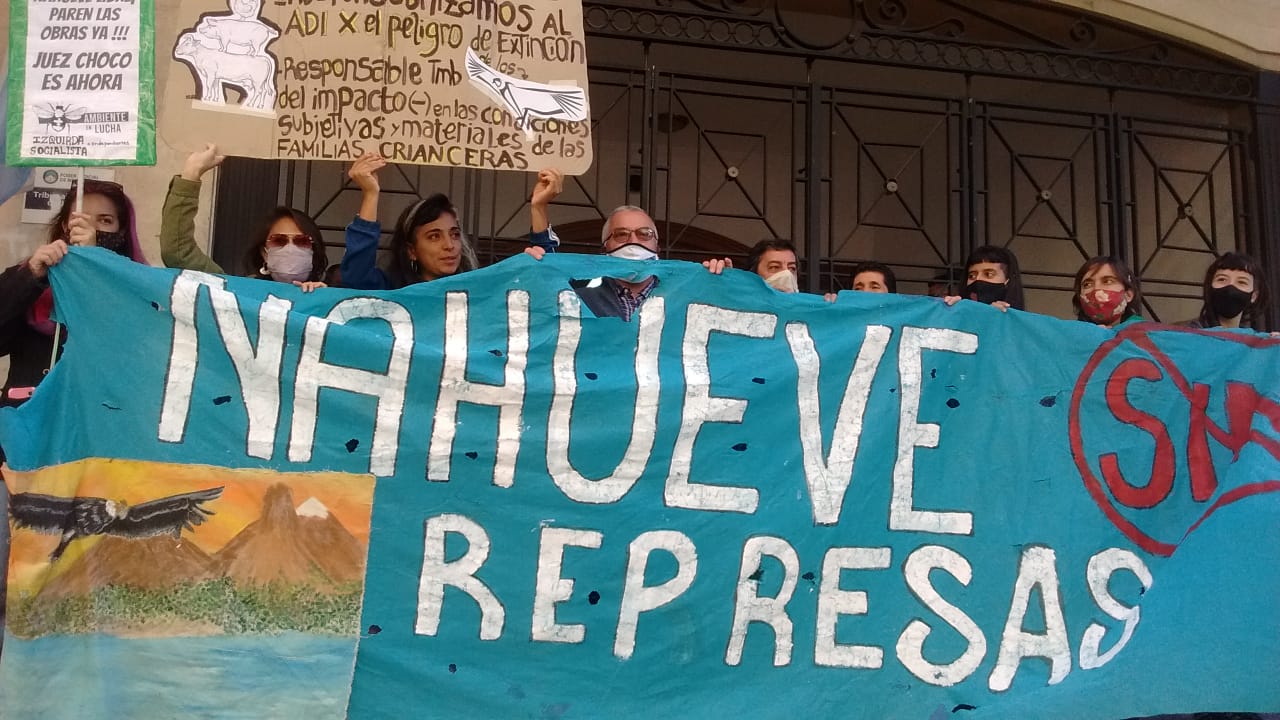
{"left": 160, "top": 144, "right": 330, "bottom": 289}
{"left": 0, "top": 179, "right": 148, "bottom": 408}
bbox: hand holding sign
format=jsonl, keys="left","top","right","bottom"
{"left": 531, "top": 168, "right": 563, "bottom": 207}
{"left": 530, "top": 167, "right": 562, "bottom": 236}
{"left": 349, "top": 151, "right": 386, "bottom": 223}
{"left": 181, "top": 143, "right": 226, "bottom": 182}
{"left": 65, "top": 212, "right": 97, "bottom": 247}
{"left": 348, "top": 152, "right": 385, "bottom": 194}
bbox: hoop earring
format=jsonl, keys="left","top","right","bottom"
{"left": 410, "top": 258, "right": 419, "bottom": 274}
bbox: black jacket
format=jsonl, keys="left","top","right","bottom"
{"left": 0, "top": 262, "right": 60, "bottom": 408}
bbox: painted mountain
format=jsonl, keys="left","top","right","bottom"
{"left": 35, "top": 535, "right": 216, "bottom": 600}
{"left": 214, "top": 483, "right": 365, "bottom": 591}
{"left": 7, "top": 472, "right": 373, "bottom": 639}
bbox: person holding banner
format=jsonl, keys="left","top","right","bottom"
{"left": 744, "top": 239, "right": 800, "bottom": 293}
{"left": 522, "top": 174, "right": 736, "bottom": 319}
{"left": 160, "top": 144, "right": 330, "bottom": 289}
{"left": 0, "top": 180, "right": 147, "bottom": 408}
{"left": 0, "top": 180, "right": 148, "bottom": 652}
{"left": 1180, "top": 251, "right": 1268, "bottom": 330}
{"left": 943, "top": 245, "right": 1027, "bottom": 311}
{"left": 1072, "top": 256, "right": 1143, "bottom": 328}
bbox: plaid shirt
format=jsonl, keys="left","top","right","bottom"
{"left": 608, "top": 277, "right": 659, "bottom": 321}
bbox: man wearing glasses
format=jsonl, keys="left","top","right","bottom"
{"left": 525, "top": 172, "right": 730, "bottom": 320}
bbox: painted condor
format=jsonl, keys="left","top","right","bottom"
{"left": 9, "top": 486, "right": 224, "bottom": 562}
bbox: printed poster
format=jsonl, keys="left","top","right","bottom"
{"left": 5, "top": 0, "right": 157, "bottom": 166}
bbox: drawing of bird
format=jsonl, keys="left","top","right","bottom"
{"left": 465, "top": 48, "right": 588, "bottom": 135}
{"left": 9, "top": 486, "right": 224, "bottom": 562}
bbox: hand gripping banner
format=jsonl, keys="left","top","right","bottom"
{"left": 1, "top": 248, "right": 1278, "bottom": 718}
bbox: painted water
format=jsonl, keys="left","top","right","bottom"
{"left": 0, "top": 632, "right": 356, "bottom": 719}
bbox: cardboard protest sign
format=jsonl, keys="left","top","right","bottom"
{"left": 159, "top": 0, "right": 592, "bottom": 173}
{"left": 2, "top": 249, "right": 1278, "bottom": 718}
{"left": 5, "top": 0, "right": 156, "bottom": 165}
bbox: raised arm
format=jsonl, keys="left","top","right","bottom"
{"left": 160, "top": 143, "right": 226, "bottom": 273}
{"left": 526, "top": 168, "right": 563, "bottom": 260}
{"left": 341, "top": 152, "right": 391, "bottom": 290}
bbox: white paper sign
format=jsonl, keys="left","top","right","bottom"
{"left": 7, "top": 0, "right": 156, "bottom": 166}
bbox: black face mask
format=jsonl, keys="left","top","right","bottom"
{"left": 1209, "top": 285, "right": 1252, "bottom": 319}
{"left": 95, "top": 230, "right": 131, "bottom": 257}
{"left": 965, "top": 280, "right": 1008, "bottom": 305}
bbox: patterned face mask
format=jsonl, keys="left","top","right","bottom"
{"left": 1080, "top": 288, "right": 1128, "bottom": 325}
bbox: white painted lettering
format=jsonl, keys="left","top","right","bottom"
{"left": 532, "top": 526, "right": 604, "bottom": 643}
{"left": 416, "top": 513, "right": 505, "bottom": 640}
{"left": 726, "top": 536, "right": 800, "bottom": 666}
{"left": 666, "top": 304, "right": 776, "bottom": 513}
{"left": 890, "top": 327, "right": 978, "bottom": 534}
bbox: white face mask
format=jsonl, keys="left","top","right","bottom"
{"left": 607, "top": 243, "right": 658, "bottom": 261}
{"left": 764, "top": 269, "right": 798, "bottom": 293}
{"left": 265, "top": 243, "right": 313, "bottom": 284}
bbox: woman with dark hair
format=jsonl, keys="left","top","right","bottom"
{"left": 0, "top": 178, "right": 150, "bottom": 653}
{"left": 1181, "top": 252, "right": 1267, "bottom": 330}
{"left": 1071, "top": 256, "right": 1142, "bottom": 328}
{"left": 235, "top": 206, "right": 329, "bottom": 284}
{"left": 341, "top": 151, "right": 481, "bottom": 290}
{"left": 944, "top": 245, "right": 1026, "bottom": 311}
{"left": 0, "top": 179, "right": 148, "bottom": 407}
{"left": 160, "top": 144, "right": 330, "bottom": 288}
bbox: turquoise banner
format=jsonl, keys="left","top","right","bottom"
{"left": 2, "top": 248, "right": 1278, "bottom": 719}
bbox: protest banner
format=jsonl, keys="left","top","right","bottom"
{"left": 1, "top": 249, "right": 1278, "bottom": 719}
{"left": 159, "top": 0, "right": 592, "bottom": 173}
{"left": 5, "top": 0, "right": 156, "bottom": 166}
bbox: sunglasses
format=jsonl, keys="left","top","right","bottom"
{"left": 266, "top": 233, "right": 314, "bottom": 249}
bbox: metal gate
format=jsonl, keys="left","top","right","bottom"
{"left": 221, "top": 0, "right": 1261, "bottom": 322}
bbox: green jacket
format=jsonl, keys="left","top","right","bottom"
{"left": 159, "top": 176, "right": 224, "bottom": 274}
